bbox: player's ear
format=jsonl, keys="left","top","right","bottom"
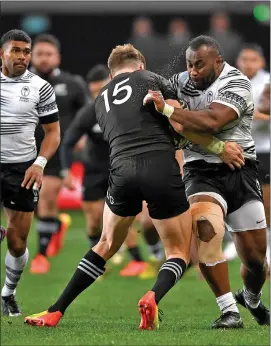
{"left": 139, "top": 64, "right": 144, "bottom": 70}
{"left": 109, "top": 73, "right": 113, "bottom": 80}
{"left": 0, "top": 48, "right": 3, "bottom": 58}
{"left": 215, "top": 55, "right": 223, "bottom": 69}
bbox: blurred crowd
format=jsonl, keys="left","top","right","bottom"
{"left": 128, "top": 12, "right": 245, "bottom": 78}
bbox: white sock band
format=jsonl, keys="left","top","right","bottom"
{"left": 243, "top": 286, "right": 261, "bottom": 309}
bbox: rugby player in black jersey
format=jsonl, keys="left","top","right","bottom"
{"left": 25, "top": 44, "right": 244, "bottom": 329}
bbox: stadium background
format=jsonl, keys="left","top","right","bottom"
{"left": 1, "top": 1, "right": 270, "bottom": 345}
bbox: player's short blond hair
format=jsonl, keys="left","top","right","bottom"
{"left": 108, "top": 44, "right": 146, "bottom": 74}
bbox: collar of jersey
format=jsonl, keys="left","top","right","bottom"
{"left": 0, "top": 69, "right": 28, "bottom": 81}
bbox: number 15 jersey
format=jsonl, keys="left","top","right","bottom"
{"left": 95, "top": 70, "right": 176, "bottom": 164}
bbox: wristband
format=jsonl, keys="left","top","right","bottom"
{"left": 34, "top": 156, "right": 47, "bottom": 169}
{"left": 162, "top": 103, "right": 174, "bottom": 118}
{"left": 206, "top": 138, "right": 225, "bottom": 155}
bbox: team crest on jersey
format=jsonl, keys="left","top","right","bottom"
{"left": 207, "top": 91, "right": 213, "bottom": 103}
{"left": 21, "top": 86, "right": 30, "bottom": 97}
{"left": 19, "top": 86, "right": 31, "bottom": 102}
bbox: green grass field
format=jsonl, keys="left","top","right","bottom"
{"left": 1, "top": 211, "right": 270, "bottom": 345}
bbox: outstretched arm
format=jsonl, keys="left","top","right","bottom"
{"left": 144, "top": 90, "right": 237, "bottom": 134}
{"left": 165, "top": 99, "right": 244, "bottom": 170}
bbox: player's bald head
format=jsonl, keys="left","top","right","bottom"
{"left": 186, "top": 35, "right": 222, "bottom": 58}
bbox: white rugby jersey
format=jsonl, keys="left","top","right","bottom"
{"left": 1, "top": 69, "right": 58, "bottom": 163}
{"left": 250, "top": 69, "right": 270, "bottom": 153}
{"left": 169, "top": 62, "right": 255, "bottom": 163}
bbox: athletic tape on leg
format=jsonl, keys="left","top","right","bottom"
{"left": 191, "top": 202, "right": 226, "bottom": 266}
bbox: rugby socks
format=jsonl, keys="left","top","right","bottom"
{"left": 48, "top": 249, "right": 105, "bottom": 314}
{"left": 143, "top": 226, "right": 164, "bottom": 261}
{"left": 128, "top": 246, "right": 143, "bottom": 262}
{"left": 37, "top": 217, "right": 61, "bottom": 256}
{"left": 1, "top": 249, "right": 29, "bottom": 297}
{"left": 216, "top": 292, "right": 239, "bottom": 314}
{"left": 151, "top": 258, "right": 186, "bottom": 304}
{"left": 88, "top": 233, "right": 101, "bottom": 248}
{"left": 243, "top": 286, "right": 262, "bottom": 309}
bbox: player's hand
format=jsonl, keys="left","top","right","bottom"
{"left": 143, "top": 90, "right": 165, "bottom": 113}
{"left": 219, "top": 142, "right": 245, "bottom": 170}
{"left": 21, "top": 164, "right": 44, "bottom": 189}
{"left": 63, "top": 171, "right": 76, "bottom": 191}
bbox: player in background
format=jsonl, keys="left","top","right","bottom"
{"left": 0, "top": 29, "right": 60, "bottom": 316}
{"left": 146, "top": 35, "right": 269, "bottom": 328}
{"left": 25, "top": 44, "right": 243, "bottom": 329}
{"left": 29, "top": 34, "right": 88, "bottom": 274}
{"left": 233, "top": 44, "right": 270, "bottom": 264}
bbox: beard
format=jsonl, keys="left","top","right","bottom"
{"left": 31, "top": 66, "right": 54, "bottom": 81}
{"left": 190, "top": 67, "right": 217, "bottom": 91}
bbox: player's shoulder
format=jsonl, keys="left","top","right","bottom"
{"left": 217, "top": 63, "right": 251, "bottom": 91}
{"left": 169, "top": 71, "right": 189, "bottom": 89}
{"left": 29, "top": 72, "right": 53, "bottom": 91}
{"left": 219, "top": 63, "right": 250, "bottom": 84}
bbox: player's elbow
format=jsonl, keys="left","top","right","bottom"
{"left": 206, "top": 119, "right": 222, "bottom": 134}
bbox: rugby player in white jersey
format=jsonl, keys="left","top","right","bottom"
{"left": 0, "top": 29, "right": 60, "bottom": 316}
{"left": 145, "top": 35, "right": 269, "bottom": 328}
{"left": 236, "top": 44, "right": 270, "bottom": 265}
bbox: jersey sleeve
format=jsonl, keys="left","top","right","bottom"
{"left": 156, "top": 74, "right": 177, "bottom": 100}
{"left": 213, "top": 78, "right": 252, "bottom": 117}
{"left": 37, "top": 81, "right": 59, "bottom": 123}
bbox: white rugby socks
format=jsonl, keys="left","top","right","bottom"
{"left": 216, "top": 292, "right": 239, "bottom": 314}
{"left": 243, "top": 286, "right": 261, "bottom": 309}
{"left": 1, "top": 249, "right": 29, "bottom": 297}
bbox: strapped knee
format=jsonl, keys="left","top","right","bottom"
{"left": 191, "top": 202, "right": 225, "bottom": 266}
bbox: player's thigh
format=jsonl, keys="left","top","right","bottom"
{"left": 143, "top": 151, "right": 189, "bottom": 220}
{"left": 82, "top": 200, "right": 105, "bottom": 225}
{"left": 262, "top": 184, "right": 270, "bottom": 226}
{"left": 151, "top": 208, "right": 192, "bottom": 262}
{"left": 4, "top": 207, "right": 33, "bottom": 244}
{"left": 228, "top": 199, "right": 267, "bottom": 264}
{"left": 2, "top": 161, "right": 39, "bottom": 213}
{"left": 183, "top": 162, "right": 228, "bottom": 215}
{"left": 105, "top": 157, "right": 143, "bottom": 218}
{"left": 257, "top": 153, "right": 270, "bottom": 225}
{"left": 38, "top": 176, "right": 63, "bottom": 213}
{"left": 94, "top": 203, "right": 135, "bottom": 260}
